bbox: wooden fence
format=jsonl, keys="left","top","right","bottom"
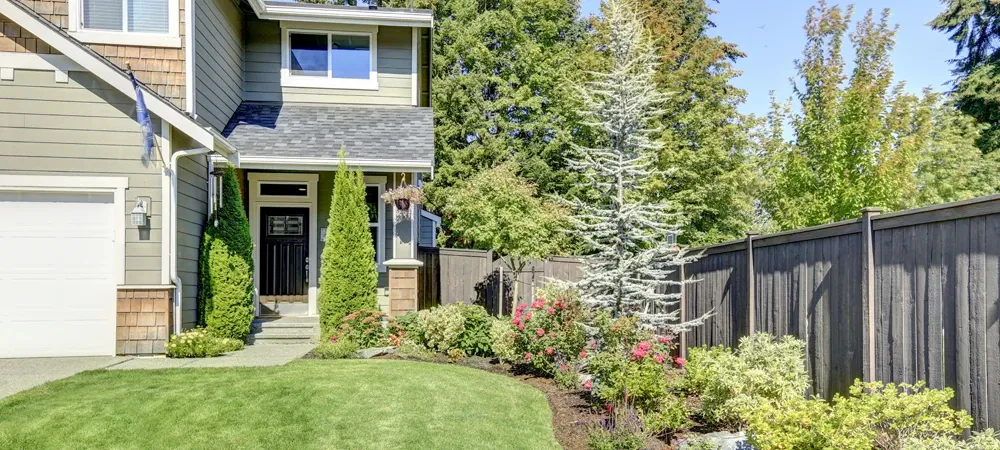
{"left": 417, "top": 194, "right": 1000, "bottom": 428}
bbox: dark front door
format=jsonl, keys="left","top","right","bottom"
{"left": 259, "top": 207, "right": 308, "bottom": 315}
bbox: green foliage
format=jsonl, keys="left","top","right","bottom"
{"left": 417, "top": 304, "right": 467, "bottom": 353}
{"left": 442, "top": 163, "right": 569, "bottom": 297}
{"left": 166, "top": 328, "right": 244, "bottom": 358}
{"left": 424, "top": 0, "right": 593, "bottom": 238}
{"left": 640, "top": 395, "right": 690, "bottom": 437}
{"left": 745, "top": 380, "right": 974, "bottom": 450}
{"left": 587, "top": 398, "right": 649, "bottom": 450}
{"left": 314, "top": 340, "right": 359, "bottom": 359}
{"left": 332, "top": 309, "right": 389, "bottom": 349}
{"left": 394, "top": 311, "right": 423, "bottom": 343}
{"left": 588, "top": 315, "right": 680, "bottom": 412}
{"left": 456, "top": 304, "right": 493, "bottom": 357}
{"left": 587, "top": 429, "right": 646, "bottom": 450}
{"left": 904, "top": 428, "right": 1000, "bottom": 450}
{"left": 490, "top": 317, "right": 518, "bottom": 362}
{"left": 682, "top": 438, "right": 722, "bottom": 450}
{"left": 394, "top": 338, "right": 435, "bottom": 360}
{"left": 198, "top": 165, "right": 254, "bottom": 340}
{"left": 319, "top": 154, "right": 378, "bottom": 336}
{"left": 509, "top": 292, "right": 587, "bottom": 376}
{"left": 685, "top": 333, "right": 810, "bottom": 428}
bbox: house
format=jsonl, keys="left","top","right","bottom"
{"left": 0, "top": 0, "right": 433, "bottom": 357}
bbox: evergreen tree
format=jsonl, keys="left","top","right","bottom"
{"left": 198, "top": 166, "right": 254, "bottom": 340}
{"left": 567, "top": 0, "right": 705, "bottom": 333}
{"left": 319, "top": 155, "right": 378, "bottom": 336}
{"left": 424, "top": 0, "right": 593, "bottom": 247}
{"left": 642, "top": 0, "right": 758, "bottom": 245}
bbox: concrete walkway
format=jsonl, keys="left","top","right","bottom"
{"left": 107, "top": 344, "right": 314, "bottom": 370}
{"left": 0, "top": 356, "right": 128, "bottom": 399}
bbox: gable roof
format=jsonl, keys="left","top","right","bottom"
{"left": 0, "top": 0, "right": 236, "bottom": 156}
{"left": 222, "top": 102, "right": 433, "bottom": 170}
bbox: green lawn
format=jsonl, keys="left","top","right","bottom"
{"left": 0, "top": 359, "right": 559, "bottom": 450}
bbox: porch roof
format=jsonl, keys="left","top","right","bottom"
{"left": 221, "top": 102, "right": 434, "bottom": 167}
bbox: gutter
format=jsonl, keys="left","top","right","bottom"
{"left": 169, "top": 148, "right": 213, "bottom": 335}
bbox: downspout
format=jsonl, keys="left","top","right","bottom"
{"left": 170, "top": 148, "right": 213, "bottom": 336}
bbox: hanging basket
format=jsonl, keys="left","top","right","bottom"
{"left": 382, "top": 185, "right": 423, "bottom": 221}
{"left": 394, "top": 198, "right": 411, "bottom": 211}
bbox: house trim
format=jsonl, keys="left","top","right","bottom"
{"left": 0, "top": 174, "right": 129, "bottom": 285}
{"left": 0, "top": 52, "right": 82, "bottom": 83}
{"left": 226, "top": 155, "right": 433, "bottom": 173}
{"left": 364, "top": 175, "right": 387, "bottom": 272}
{"left": 247, "top": 0, "right": 433, "bottom": 28}
{"left": 160, "top": 120, "right": 172, "bottom": 285}
{"left": 184, "top": 0, "right": 195, "bottom": 115}
{"left": 0, "top": 0, "right": 235, "bottom": 157}
{"left": 280, "top": 25, "right": 379, "bottom": 91}
{"left": 420, "top": 209, "right": 440, "bottom": 247}
{"left": 67, "top": 0, "right": 182, "bottom": 48}
{"left": 248, "top": 172, "right": 319, "bottom": 316}
{"left": 410, "top": 27, "right": 418, "bottom": 106}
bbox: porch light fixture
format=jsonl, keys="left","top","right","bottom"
{"left": 131, "top": 197, "right": 150, "bottom": 227}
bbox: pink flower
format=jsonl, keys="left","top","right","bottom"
{"left": 631, "top": 348, "right": 647, "bottom": 360}
{"left": 659, "top": 336, "right": 671, "bottom": 344}
{"left": 637, "top": 341, "right": 652, "bottom": 352}
{"left": 329, "top": 336, "right": 338, "bottom": 343}
{"left": 517, "top": 323, "right": 525, "bottom": 331}
{"left": 655, "top": 353, "right": 665, "bottom": 364}
{"left": 584, "top": 380, "right": 593, "bottom": 391}
{"left": 524, "top": 353, "right": 533, "bottom": 361}
{"left": 591, "top": 342, "right": 598, "bottom": 349}
{"left": 516, "top": 303, "right": 528, "bottom": 313}
{"left": 525, "top": 311, "right": 533, "bottom": 322}
{"left": 546, "top": 307, "right": 555, "bottom": 314}
{"left": 545, "top": 347, "right": 554, "bottom": 355}
{"left": 579, "top": 350, "right": 588, "bottom": 359}
{"left": 531, "top": 299, "right": 545, "bottom": 309}
{"left": 511, "top": 318, "right": 520, "bottom": 326}
{"left": 555, "top": 301, "right": 564, "bottom": 309}
{"left": 559, "top": 364, "right": 568, "bottom": 372}
{"left": 536, "top": 328, "right": 545, "bottom": 336}
{"left": 674, "top": 357, "right": 687, "bottom": 366}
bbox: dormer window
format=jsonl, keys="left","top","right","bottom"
{"left": 281, "top": 27, "right": 378, "bottom": 90}
{"left": 69, "top": 0, "right": 180, "bottom": 47}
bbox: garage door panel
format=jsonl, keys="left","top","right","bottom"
{"left": 0, "top": 191, "right": 117, "bottom": 358}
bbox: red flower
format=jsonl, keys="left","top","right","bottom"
{"left": 579, "top": 350, "right": 588, "bottom": 359}
{"left": 545, "top": 347, "right": 555, "bottom": 355}
{"left": 555, "top": 301, "right": 564, "bottom": 309}
{"left": 674, "top": 357, "right": 687, "bottom": 366}
{"left": 516, "top": 304, "right": 528, "bottom": 313}
{"left": 517, "top": 323, "right": 525, "bottom": 331}
{"left": 546, "top": 307, "right": 555, "bottom": 314}
{"left": 559, "top": 364, "right": 568, "bottom": 372}
{"left": 659, "top": 336, "right": 671, "bottom": 344}
{"left": 655, "top": 353, "right": 665, "bottom": 364}
{"left": 536, "top": 328, "right": 545, "bottom": 336}
{"left": 525, "top": 311, "right": 533, "bottom": 322}
{"left": 584, "top": 379, "right": 593, "bottom": 391}
{"left": 511, "top": 318, "right": 520, "bottom": 326}
{"left": 591, "top": 342, "right": 598, "bottom": 349}
{"left": 524, "top": 353, "right": 533, "bottom": 361}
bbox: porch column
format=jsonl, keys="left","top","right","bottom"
{"left": 383, "top": 191, "right": 422, "bottom": 317}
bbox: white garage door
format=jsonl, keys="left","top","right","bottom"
{"left": 0, "top": 191, "right": 117, "bottom": 358}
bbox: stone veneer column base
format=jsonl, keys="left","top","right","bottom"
{"left": 116, "top": 288, "right": 172, "bottom": 355}
{"left": 388, "top": 268, "right": 418, "bottom": 317}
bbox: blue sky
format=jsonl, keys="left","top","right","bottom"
{"left": 580, "top": 0, "right": 960, "bottom": 118}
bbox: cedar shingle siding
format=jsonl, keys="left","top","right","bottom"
{"left": 4, "top": 0, "right": 187, "bottom": 109}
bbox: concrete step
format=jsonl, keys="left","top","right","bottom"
{"left": 248, "top": 316, "right": 319, "bottom": 345}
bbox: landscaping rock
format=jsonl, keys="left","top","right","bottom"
{"left": 679, "top": 431, "right": 752, "bottom": 450}
{"left": 355, "top": 347, "right": 396, "bottom": 359}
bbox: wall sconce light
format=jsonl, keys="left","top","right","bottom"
{"left": 131, "top": 197, "right": 150, "bottom": 227}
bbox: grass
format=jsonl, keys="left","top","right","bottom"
{"left": 0, "top": 359, "right": 559, "bottom": 450}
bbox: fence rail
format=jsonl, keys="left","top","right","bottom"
{"left": 417, "top": 193, "right": 1000, "bottom": 429}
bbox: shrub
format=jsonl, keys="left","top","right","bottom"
{"left": 166, "top": 328, "right": 244, "bottom": 358}
{"left": 745, "top": 380, "right": 975, "bottom": 450}
{"left": 314, "top": 339, "right": 359, "bottom": 359}
{"left": 456, "top": 304, "right": 493, "bottom": 356}
{"left": 509, "top": 292, "right": 587, "bottom": 376}
{"left": 332, "top": 309, "right": 389, "bottom": 348}
{"left": 418, "top": 304, "right": 466, "bottom": 352}
{"left": 395, "top": 338, "right": 435, "bottom": 360}
{"left": 904, "top": 429, "right": 1000, "bottom": 450}
{"left": 395, "top": 311, "right": 422, "bottom": 339}
{"left": 490, "top": 317, "right": 518, "bottom": 361}
{"left": 198, "top": 165, "right": 254, "bottom": 340}
{"left": 588, "top": 314, "right": 681, "bottom": 411}
{"left": 319, "top": 154, "right": 378, "bottom": 336}
{"left": 587, "top": 398, "right": 648, "bottom": 450}
{"left": 640, "top": 395, "right": 690, "bottom": 437}
{"left": 685, "top": 333, "right": 810, "bottom": 427}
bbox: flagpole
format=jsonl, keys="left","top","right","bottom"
{"left": 126, "top": 63, "right": 167, "bottom": 168}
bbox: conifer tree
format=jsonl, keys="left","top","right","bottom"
{"left": 567, "top": 0, "right": 705, "bottom": 333}
{"left": 199, "top": 165, "right": 254, "bottom": 340}
{"left": 319, "top": 154, "right": 378, "bottom": 336}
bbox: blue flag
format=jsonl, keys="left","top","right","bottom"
{"left": 130, "top": 73, "right": 156, "bottom": 164}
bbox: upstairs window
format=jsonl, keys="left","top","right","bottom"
{"left": 71, "top": 0, "right": 179, "bottom": 47}
{"left": 283, "top": 28, "right": 378, "bottom": 90}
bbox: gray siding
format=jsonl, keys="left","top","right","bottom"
{"left": 316, "top": 171, "right": 392, "bottom": 290}
{"left": 0, "top": 69, "right": 164, "bottom": 285}
{"left": 194, "top": 0, "right": 244, "bottom": 131}
{"left": 244, "top": 18, "right": 414, "bottom": 105}
{"left": 176, "top": 155, "right": 208, "bottom": 329}
{"left": 419, "top": 213, "right": 436, "bottom": 247}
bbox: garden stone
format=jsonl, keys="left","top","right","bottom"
{"left": 355, "top": 346, "right": 396, "bottom": 359}
{"left": 679, "top": 431, "right": 752, "bottom": 450}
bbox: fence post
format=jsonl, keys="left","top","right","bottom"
{"left": 747, "top": 232, "right": 758, "bottom": 336}
{"left": 679, "top": 263, "right": 687, "bottom": 359}
{"left": 860, "top": 207, "right": 882, "bottom": 382}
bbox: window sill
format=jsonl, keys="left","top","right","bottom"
{"left": 70, "top": 30, "right": 182, "bottom": 48}
{"left": 280, "top": 75, "right": 379, "bottom": 91}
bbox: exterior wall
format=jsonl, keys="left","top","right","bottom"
{"left": 116, "top": 288, "right": 171, "bottom": 355}
{"left": 418, "top": 27, "right": 429, "bottom": 107}
{"left": 389, "top": 268, "right": 417, "bottom": 317}
{"left": 419, "top": 213, "right": 435, "bottom": 247}
{"left": 4, "top": 0, "right": 187, "bottom": 109}
{"left": 243, "top": 17, "right": 414, "bottom": 105}
{"left": 0, "top": 69, "right": 166, "bottom": 285}
{"left": 176, "top": 154, "right": 208, "bottom": 329}
{"left": 193, "top": 0, "right": 243, "bottom": 131}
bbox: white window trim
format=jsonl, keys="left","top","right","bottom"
{"left": 249, "top": 173, "right": 319, "bottom": 316}
{"left": 280, "top": 26, "right": 379, "bottom": 91}
{"left": 68, "top": 0, "right": 181, "bottom": 48}
{"left": 0, "top": 174, "right": 129, "bottom": 286}
{"left": 364, "top": 176, "right": 387, "bottom": 272}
